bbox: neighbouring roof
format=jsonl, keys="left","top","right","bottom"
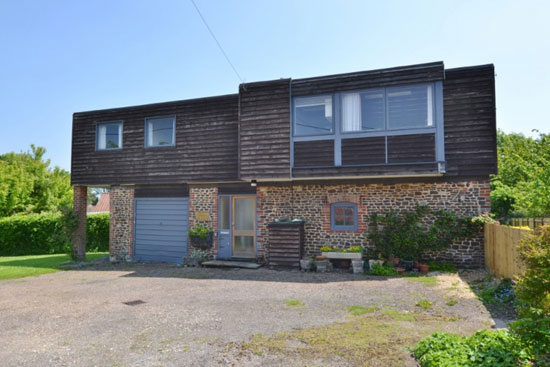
{"left": 87, "top": 192, "right": 110, "bottom": 213}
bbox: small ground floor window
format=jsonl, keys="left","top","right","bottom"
{"left": 331, "top": 202, "right": 358, "bottom": 231}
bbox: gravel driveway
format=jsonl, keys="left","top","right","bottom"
{"left": 0, "top": 263, "right": 495, "bottom": 366}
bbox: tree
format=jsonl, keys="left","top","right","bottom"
{"left": 491, "top": 130, "right": 550, "bottom": 219}
{"left": 0, "top": 145, "right": 72, "bottom": 217}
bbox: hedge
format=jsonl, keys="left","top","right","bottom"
{"left": 0, "top": 212, "right": 109, "bottom": 256}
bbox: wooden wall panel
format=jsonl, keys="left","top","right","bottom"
{"left": 341, "top": 137, "right": 386, "bottom": 165}
{"left": 239, "top": 79, "right": 291, "bottom": 179}
{"left": 292, "top": 62, "right": 444, "bottom": 96}
{"left": 71, "top": 94, "right": 239, "bottom": 185}
{"left": 294, "top": 140, "right": 334, "bottom": 167}
{"left": 388, "top": 134, "right": 435, "bottom": 163}
{"left": 443, "top": 65, "right": 497, "bottom": 176}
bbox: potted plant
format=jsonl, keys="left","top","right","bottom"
{"left": 185, "top": 249, "right": 210, "bottom": 266}
{"left": 300, "top": 257, "right": 314, "bottom": 271}
{"left": 188, "top": 225, "right": 214, "bottom": 250}
{"left": 419, "top": 263, "right": 430, "bottom": 274}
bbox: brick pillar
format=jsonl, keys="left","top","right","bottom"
{"left": 109, "top": 185, "right": 135, "bottom": 262}
{"left": 72, "top": 186, "right": 87, "bottom": 260}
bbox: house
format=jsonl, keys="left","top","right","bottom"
{"left": 87, "top": 192, "right": 110, "bottom": 213}
{"left": 71, "top": 61, "right": 496, "bottom": 268}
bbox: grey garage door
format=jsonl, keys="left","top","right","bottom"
{"left": 134, "top": 197, "right": 189, "bottom": 263}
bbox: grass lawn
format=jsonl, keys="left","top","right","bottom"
{"left": 0, "top": 253, "right": 108, "bottom": 280}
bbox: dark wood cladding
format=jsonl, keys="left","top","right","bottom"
{"left": 71, "top": 94, "right": 239, "bottom": 185}
{"left": 239, "top": 79, "right": 291, "bottom": 179}
{"left": 294, "top": 140, "right": 334, "bottom": 167}
{"left": 134, "top": 185, "right": 189, "bottom": 198}
{"left": 443, "top": 65, "right": 497, "bottom": 176}
{"left": 292, "top": 163, "right": 439, "bottom": 178}
{"left": 292, "top": 62, "right": 444, "bottom": 96}
{"left": 388, "top": 133, "right": 435, "bottom": 163}
{"left": 342, "top": 137, "right": 386, "bottom": 165}
{"left": 266, "top": 222, "right": 304, "bottom": 269}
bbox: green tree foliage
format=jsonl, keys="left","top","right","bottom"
{"left": 0, "top": 145, "right": 72, "bottom": 217}
{"left": 511, "top": 225, "right": 550, "bottom": 365}
{"left": 491, "top": 130, "right": 550, "bottom": 219}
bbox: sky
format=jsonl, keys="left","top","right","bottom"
{"left": 1, "top": 0, "right": 549, "bottom": 171}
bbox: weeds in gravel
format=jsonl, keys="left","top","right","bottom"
{"left": 238, "top": 311, "right": 466, "bottom": 366}
{"left": 285, "top": 299, "right": 304, "bottom": 307}
{"left": 416, "top": 300, "right": 433, "bottom": 309}
{"left": 348, "top": 305, "right": 380, "bottom": 316}
{"left": 406, "top": 276, "right": 438, "bottom": 287}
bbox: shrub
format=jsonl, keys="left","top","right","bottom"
{"left": 413, "top": 330, "right": 530, "bottom": 367}
{"left": 0, "top": 212, "right": 109, "bottom": 256}
{"left": 86, "top": 213, "right": 109, "bottom": 252}
{"left": 511, "top": 224, "right": 550, "bottom": 365}
{"left": 369, "top": 263, "right": 397, "bottom": 276}
{"left": 367, "top": 206, "right": 485, "bottom": 260}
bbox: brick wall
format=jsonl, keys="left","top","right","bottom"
{"left": 257, "top": 179, "right": 490, "bottom": 268}
{"left": 72, "top": 185, "right": 87, "bottom": 260}
{"left": 188, "top": 185, "right": 218, "bottom": 258}
{"left": 109, "top": 185, "right": 134, "bottom": 262}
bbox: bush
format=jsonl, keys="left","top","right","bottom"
{"left": 0, "top": 212, "right": 109, "bottom": 256}
{"left": 413, "top": 330, "right": 530, "bottom": 367}
{"left": 511, "top": 224, "right": 550, "bottom": 365}
{"left": 367, "top": 206, "right": 484, "bottom": 260}
{"left": 86, "top": 213, "right": 109, "bottom": 252}
{"left": 369, "top": 263, "right": 397, "bottom": 276}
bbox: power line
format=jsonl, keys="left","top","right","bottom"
{"left": 189, "top": 0, "right": 246, "bottom": 85}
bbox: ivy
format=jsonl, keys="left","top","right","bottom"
{"left": 367, "top": 206, "right": 486, "bottom": 260}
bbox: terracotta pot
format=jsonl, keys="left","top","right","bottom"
{"left": 316, "top": 255, "right": 326, "bottom": 261}
{"left": 414, "top": 261, "right": 421, "bottom": 270}
{"left": 396, "top": 267, "right": 405, "bottom": 275}
{"left": 392, "top": 257, "right": 400, "bottom": 265}
{"left": 419, "top": 264, "right": 429, "bottom": 274}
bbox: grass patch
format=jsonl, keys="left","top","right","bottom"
{"left": 416, "top": 300, "right": 432, "bottom": 309}
{"left": 446, "top": 299, "right": 458, "bottom": 306}
{"left": 426, "top": 261, "right": 457, "bottom": 273}
{"left": 348, "top": 305, "right": 380, "bottom": 316}
{"left": 405, "top": 276, "right": 438, "bottom": 287}
{"left": 238, "top": 311, "right": 461, "bottom": 365}
{"left": 0, "top": 252, "right": 108, "bottom": 280}
{"left": 284, "top": 299, "right": 304, "bottom": 307}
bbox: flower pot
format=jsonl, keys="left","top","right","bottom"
{"left": 300, "top": 259, "right": 313, "bottom": 271}
{"left": 402, "top": 259, "right": 414, "bottom": 271}
{"left": 369, "top": 259, "right": 384, "bottom": 269}
{"left": 189, "top": 232, "right": 213, "bottom": 250}
{"left": 351, "top": 260, "right": 364, "bottom": 274}
{"left": 392, "top": 257, "right": 400, "bottom": 265}
{"left": 396, "top": 267, "right": 405, "bottom": 275}
{"left": 316, "top": 260, "right": 329, "bottom": 272}
{"left": 316, "top": 255, "right": 326, "bottom": 261}
{"left": 419, "top": 264, "right": 429, "bottom": 274}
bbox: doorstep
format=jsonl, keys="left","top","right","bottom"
{"left": 201, "top": 260, "right": 263, "bottom": 269}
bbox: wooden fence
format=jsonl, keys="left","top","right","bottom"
{"left": 510, "top": 217, "right": 549, "bottom": 229}
{"left": 484, "top": 222, "right": 530, "bottom": 279}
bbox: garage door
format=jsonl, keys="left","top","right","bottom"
{"left": 134, "top": 197, "right": 189, "bottom": 263}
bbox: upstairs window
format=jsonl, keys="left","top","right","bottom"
{"left": 294, "top": 95, "right": 333, "bottom": 136}
{"left": 331, "top": 202, "right": 357, "bottom": 231}
{"left": 341, "top": 84, "right": 434, "bottom": 132}
{"left": 96, "top": 122, "right": 122, "bottom": 150}
{"left": 145, "top": 116, "right": 175, "bottom": 147}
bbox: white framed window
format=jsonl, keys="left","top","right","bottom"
{"left": 96, "top": 122, "right": 123, "bottom": 150}
{"left": 293, "top": 95, "right": 333, "bottom": 136}
{"left": 145, "top": 116, "right": 175, "bottom": 147}
{"left": 341, "top": 84, "right": 434, "bottom": 132}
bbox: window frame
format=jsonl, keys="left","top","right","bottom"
{"left": 144, "top": 115, "right": 176, "bottom": 148}
{"left": 330, "top": 202, "right": 358, "bottom": 231}
{"left": 340, "top": 82, "right": 436, "bottom": 135}
{"left": 292, "top": 94, "right": 335, "bottom": 137}
{"left": 95, "top": 121, "right": 123, "bottom": 151}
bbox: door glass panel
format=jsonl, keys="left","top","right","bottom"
{"left": 234, "top": 198, "right": 254, "bottom": 230}
{"left": 219, "top": 196, "right": 230, "bottom": 230}
{"left": 234, "top": 236, "right": 255, "bottom": 257}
